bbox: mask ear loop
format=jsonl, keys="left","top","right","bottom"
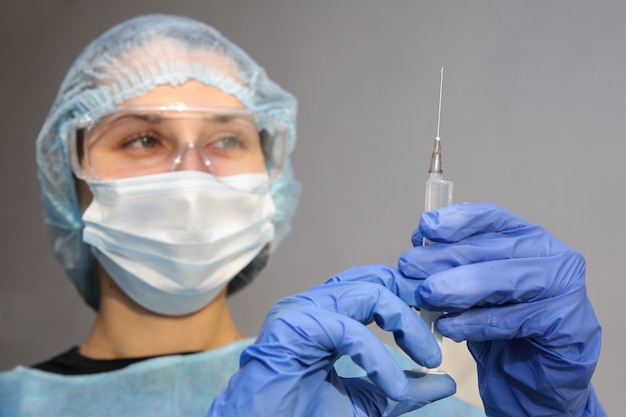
{"left": 169, "top": 141, "right": 214, "bottom": 174}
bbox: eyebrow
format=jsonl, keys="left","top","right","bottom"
{"left": 110, "top": 112, "right": 252, "bottom": 125}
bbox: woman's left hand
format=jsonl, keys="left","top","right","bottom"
{"left": 397, "top": 202, "right": 606, "bottom": 416}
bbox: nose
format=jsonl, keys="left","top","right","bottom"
{"left": 170, "top": 142, "right": 213, "bottom": 173}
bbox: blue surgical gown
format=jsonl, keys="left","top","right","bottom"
{"left": 0, "top": 338, "right": 485, "bottom": 416}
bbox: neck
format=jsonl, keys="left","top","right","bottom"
{"left": 80, "top": 271, "right": 245, "bottom": 359}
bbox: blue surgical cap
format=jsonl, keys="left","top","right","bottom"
{"left": 35, "top": 14, "right": 301, "bottom": 309}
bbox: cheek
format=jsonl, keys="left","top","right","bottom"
{"left": 253, "top": 152, "right": 267, "bottom": 173}
{"left": 238, "top": 152, "right": 267, "bottom": 175}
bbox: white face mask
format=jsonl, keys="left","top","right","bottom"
{"left": 81, "top": 171, "right": 276, "bottom": 315}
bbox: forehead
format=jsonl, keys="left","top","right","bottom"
{"left": 107, "top": 37, "right": 248, "bottom": 110}
{"left": 119, "top": 80, "right": 247, "bottom": 109}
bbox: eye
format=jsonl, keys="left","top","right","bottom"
{"left": 211, "top": 135, "right": 246, "bottom": 149}
{"left": 122, "top": 133, "right": 161, "bottom": 149}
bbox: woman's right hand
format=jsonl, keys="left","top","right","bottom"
{"left": 206, "top": 265, "right": 456, "bottom": 417}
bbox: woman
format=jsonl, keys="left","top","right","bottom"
{"left": 0, "top": 14, "right": 604, "bottom": 417}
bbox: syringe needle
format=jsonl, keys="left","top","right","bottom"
{"left": 436, "top": 67, "right": 444, "bottom": 140}
{"left": 429, "top": 67, "right": 444, "bottom": 175}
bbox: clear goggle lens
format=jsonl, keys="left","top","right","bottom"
{"left": 70, "top": 106, "right": 287, "bottom": 189}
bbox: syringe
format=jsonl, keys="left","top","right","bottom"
{"left": 421, "top": 67, "right": 453, "bottom": 347}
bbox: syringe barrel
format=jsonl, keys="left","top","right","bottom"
{"left": 425, "top": 173, "right": 453, "bottom": 211}
{"left": 421, "top": 172, "right": 453, "bottom": 352}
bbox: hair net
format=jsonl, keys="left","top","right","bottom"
{"left": 36, "top": 14, "right": 301, "bottom": 310}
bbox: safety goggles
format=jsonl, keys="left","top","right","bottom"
{"left": 70, "top": 105, "right": 288, "bottom": 185}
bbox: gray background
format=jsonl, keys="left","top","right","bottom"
{"left": 0, "top": 0, "right": 622, "bottom": 415}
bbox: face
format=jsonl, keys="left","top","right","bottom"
{"left": 79, "top": 80, "right": 266, "bottom": 180}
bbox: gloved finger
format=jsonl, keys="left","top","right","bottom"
{"left": 391, "top": 371, "right": 457, "bottom": 415}
{"left": 435, "top": 287, "right": 593, "bottom": 344}
{"left": 399, "top": 224, "right": 570, "bottom": 279}
{"left": 252, "top": 306, "right": 411, "bottom": 400}
{"left": 344, "top": 371, "right": 457, "bottom": 417}
{"left": 415, "top": 255, "right": 585, "bottom": 311}
{"left": 324, "top": 264, "right": 422, "bottom": 306}
{"left": 415, "top": 254, "right": 585, "bottom": 310}
{"left": 413, "top": 202, "right": 530, "bottom": 244}
{"left": 286, "top": 282, "right": 442, "bottom": 368}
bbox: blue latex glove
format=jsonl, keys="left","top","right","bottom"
{"left": 396, "top": 202, "right": 606, "bottom": 417}
{"left": 207, "top": 271, "right": 457, "bottom": 417}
